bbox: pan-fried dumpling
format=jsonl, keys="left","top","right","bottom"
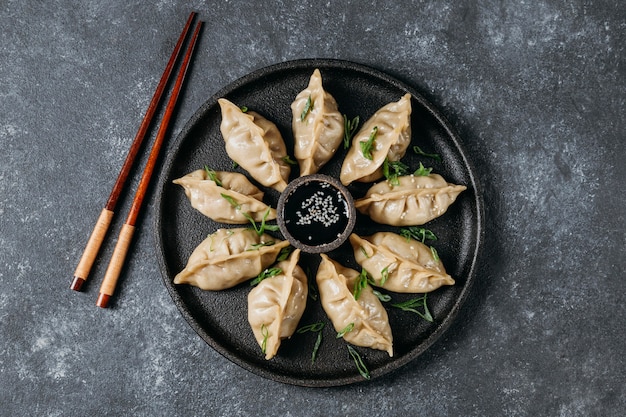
{"left": 350, "top": 232, "right": 454, "bottom": 293}
{"left": 316, "top": 254, "right": 393, "bottom": 356}
{"left": 173, "top": 169, "right": 276, "bottom": 224}
{"left": 218, "top": 98, "right": 291, "bottom": 192}
{"left": 340, "top": 93, "right": 412, "bottom": 185}
{"left": 248, "top": 249, "right": 307, "bottom": 359}
{"left": 291, "top": 69, "right": 344, "bottom": 176}
{"left": 174, "top": 228, "right": 290, "bottom": 290}
{"left": 354, "top": 174, "right": 466, "bottom": 226}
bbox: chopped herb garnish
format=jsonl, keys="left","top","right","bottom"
{"left": 360, "top": 126, "right": 378, "bottom": 160}
{"left": 414, "top": 162, "right": 433, "bottom": 176}
{"left": 343, "top": 115, "right": 360, "bottom": 149}
{"left": 232, "top": 160, "right": 239, "bottom": 169}
{"left": 353, "top": 269, "right": 369, "bottom": 300}
{"left": 297, "top": 322, "right": 326, "bottom": 333}
{"left": 430, "top": 246, "right": 440, "bottom": 263}
{"left": 300, "top": 95, "right": 314, "bottom": 121}
{"left": 311, "top": 331, "right": 323, "bottom": 363}
{"left": 400, "top": 226, "right": 438, "bottom": 243}
{"left": 380, "top": 266, "right": 390, "bottom": 286}
{"left": 347, "top": 345, "right": 370, "bottom": 380}
{"left": 222, "top": 196, "right": 278, "bottom": 236}
{"left": 360, "top": 246, "right": 370, "bottom": 259}
{"left": 261, "top": 324, "right": 269, "bottom": 354}
{"left": 413, "top": 145, "right": 441, "bottom": 161}
{"left": 383, "top": 159, "right": 410, "bottom": 186}
{"left": 276, "top": 246, "right": 294, "bottom": 262}
{"left": 282, "top": 155, "right": 297, "bottom": 165}
{"left": 244, "top": 208, "right": 279, "bottom": 236}
{"left": 391, "top": 294, "right": 433, "bottom": 322}
{"left": 240, "top": 106, "right": 249, "bottom": 113}
{"left": 297, "top": 322, "right": 325, "bottom": 363}
{"left": 247, "top": 241, "right": 275, "bottom": 251}
{"left": 220, "top": 193, "right": 241, "bottom": 210}
{"left": 204, "top": 166, "right": 222, "bottom": 186}
{"left": 336, "top": 322, "right": 355, "bottom": 338}
{"left": 373, "top": 289, "right": 392, "bottom": 302}
{"left": 250, "top": 267, "right": 282, "bottom": 286}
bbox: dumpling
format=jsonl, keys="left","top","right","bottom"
{"left": 354, "top": 173, "right": 466, "bottom": 226}
{"left": 316, "top": 254, "right": 393, "bottom": 356}
{"left": 218, "top": 98, "right": 291, "bottom": 192}
{"left": 291, "top": 69, "right": 344, "bottom": 176}
{"left": 173, "top": 169, "right": 276, "bottom": 224}
{"left": 340, "top": 93, "right": 412, "bottom": 185}
{"left": 174, "top": 228, "right": 290, "bottom": 290}
{"left": 248, "top": 249, "right": 308, "bottom": 359}
{"left": 350, "top": 232, "right": 454, "bottom": 293}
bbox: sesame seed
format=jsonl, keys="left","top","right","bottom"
{"left": 294, "top": 190, "right": 341, "bottom": 227}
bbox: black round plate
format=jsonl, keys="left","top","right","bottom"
{"left": 154, "top": 59, "right": 484, "bottom": 387}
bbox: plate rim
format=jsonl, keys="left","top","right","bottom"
{"left": 154, "top": 58, "right": 485, "bottom": 387}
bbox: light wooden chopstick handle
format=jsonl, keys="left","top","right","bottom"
{"left": 71, "top": 208, "right": 114, "bottom": 291}
{"left": 96, "top": 223, "right": 135, "bottom": 308}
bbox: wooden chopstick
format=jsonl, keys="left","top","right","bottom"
{"left": 71, "top": 12, "right": 197, "bottom": 292}
{"left": 96, "top": 20, "right": 203, "bottom": 308}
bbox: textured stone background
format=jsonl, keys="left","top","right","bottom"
{"left": 1, "top": 1, "right": 624, "bottom": 416}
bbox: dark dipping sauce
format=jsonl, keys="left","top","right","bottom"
{"left": 277, "top": 175, "right": 356, "bottom": 253}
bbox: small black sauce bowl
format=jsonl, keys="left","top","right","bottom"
{"left": 277, "top": 174, "right": 356, "bottom": 253}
